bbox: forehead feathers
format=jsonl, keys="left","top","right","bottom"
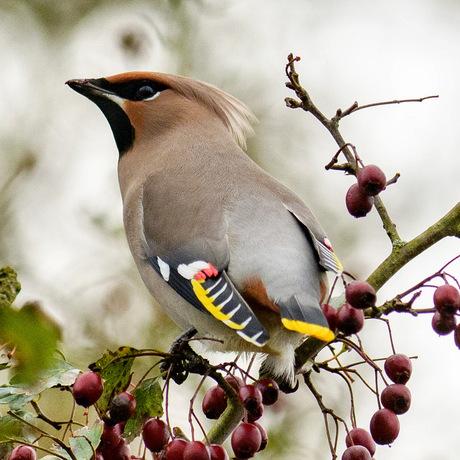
{"left": 107, "top": 71, "right": 257, "bottom": 149}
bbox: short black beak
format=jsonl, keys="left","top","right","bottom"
{"left": 66, "top": 79, "right": 117, "bottom": 98}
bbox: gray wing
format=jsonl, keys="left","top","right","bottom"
{"left": 141, "top": 172, "right": 270, "bottom": 347}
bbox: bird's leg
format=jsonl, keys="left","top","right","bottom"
{"left": 161, "top": 327, "right": 198, "bottom": 385}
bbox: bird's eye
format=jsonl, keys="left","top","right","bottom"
{"left": 136, "top": 85, "right": 156, "bottom": 100}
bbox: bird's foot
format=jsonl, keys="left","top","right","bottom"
{"left": 161, "top": 328, "right": 211, "bottom": 385}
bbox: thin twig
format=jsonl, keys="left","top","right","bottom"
{"left": 338, "top": 95, "right": 439, "bottom": 120}
{"left": 7, "top": 411, "right": 78, "bottom": 460}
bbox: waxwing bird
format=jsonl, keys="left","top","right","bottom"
{"left": 66, "top": 72, "right": 342, "bottom": 386}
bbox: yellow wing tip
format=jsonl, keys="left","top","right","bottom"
{"left": 281, "top": 318, "right": 335, "bottom": 342}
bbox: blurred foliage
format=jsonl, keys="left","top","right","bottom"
{"left": 0, "top": 267, "right": 21, "bottom": 310}
{"left": 0, "top": 267, "right": 62, "bottom": 383}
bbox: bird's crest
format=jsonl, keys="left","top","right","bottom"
{"left": 165, "top": 74, "right": 257, "bottom": 149}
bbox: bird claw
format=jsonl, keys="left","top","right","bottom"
{"left": 160, "top": 328, "right": 197, "bottom": 385}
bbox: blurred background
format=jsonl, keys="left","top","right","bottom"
{"left": 1, "top": 0, "right": 459, "bottom": 458}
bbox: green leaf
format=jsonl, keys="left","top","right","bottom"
{"left": 0, "top": 302, "right": 62, "bottom": 383}
{"left": 0, "top": 360, "right": 80, "bottom": 410}
{"left": 0, "top": 266, "right": 21, "bottom": 310}
{"left": 89, "top": 346, "right": 138, "bottom": 412}
{"left": 123, "top": 377, "right": 164, "bottom": 442}
{"left": 0, "top": 411, "right": 38, "bottom": 443}
{"left": 68, "top": 421, "right": 103, "bottom": 460}
{"left": 49, "top": 445, "right": 73, "bottom": 460}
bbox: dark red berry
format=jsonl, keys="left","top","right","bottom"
{"left": 224, "top": 374, "right": 244, "bottom": 391}
{"left": 238, "top": 385, "right": 263, "bottom": 412}
{"left": 183, "top": 440, "right": 211, "bottom": 460}
{"left": 381, "top": 384, "right": 411, "bottom": 415}
{"left": 342, "top": 445, "right": 372, "bottom": 460}
{"left": 107, "top": 392, "right": 136, "bottom": 424}
{"left": 345, "top": 427, "right": 376, "bottom": 455}
{"left": 165, "top": 439, "right": 188, "bottom": 460}
{"left": 73, "top": 371, "right": 103, "bottom": 407}
{"left": 357, "top": 165, "right": 387, "bottom": 196}
{"left": 455, "top": 324, "right": 460, "bottom": 349}
{"left": 246, "top": 403, "right": 263, "bottom": 423}
{"left": 8, "top": 446, "right": 37, "bottom": 460}
{"left": 369, "top": 408, "right": 400, "bottom": 445}
{"left": 346, "top": 183, "right": 373, "bottom": 218}
{"left": 321, "top": 303, "right": 338, "bottom": 332}
{"left": 231, "top": 423, "right": 262, "bottom": 459}
{"left": 143, "top": 418, "right": 170, "bottom": 453}
{"left": 255, "top": 378, "right": 279, "bottom": 406}
{"left": 432, "top": 311, "right": 457, "bottom": 335}
{"left": 252, "top": 422, "right": 268, "bottom": 451}
{"left": 97, "top": 438, "right": 130, "bottom": 460}
{"left": 99, "top": 422, "right": 124, "bottom": 450}
{"left": 208, "top": 444, "right": 229, "bottom": 460}
{"left": 202, "top": 385, "right": 227, "bottom": 419}
{"left": 384, "top": 354, "right": 412, "bottom": 384}
{"left": 434, "top": 284, "right": 460, "bottom": 316}
{"left": 336, "top": 303, "right": 365, "bottom": 336}
{"left": 345, "top": 281, "right": 376, "bottom": 310}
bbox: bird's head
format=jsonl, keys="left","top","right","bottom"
{"left": 66, "top": 72, "right": 256, "bottom": 155}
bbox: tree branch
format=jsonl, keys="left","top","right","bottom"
{"left": 285, "top": 52, "right": 458, "bottom": 373}
{"left": 367, "top": 201, "right": 460, "bottom": 291}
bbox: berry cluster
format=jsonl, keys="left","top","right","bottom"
{"left": 201, "top": 376, "right": 278, "bottom": 459}
{"left": 322, "top": 280, "right": 376, "bottom": 336}
{"left": 346, "top": 165, "right": 387, "bottom": 218}
{"left": 341, "top": 353, "right": 412, "bottom": 459}
{"left": 431, "top": 284, "right": 460, "bottom": 343}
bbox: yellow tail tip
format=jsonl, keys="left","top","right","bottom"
{"left": 281, "top": 318, "right": 335, "bottom": 342}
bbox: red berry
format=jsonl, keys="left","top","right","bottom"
{"left": 108, "top": 392, "right": 136, "bottom": 424}
{"left": 336, "top": 303, "right": 365, "bottom": 336}
{"left": 165, "top": 439, "right": 188, "bottom": 460}
{"left": 255, "top": 378, "right": 279, "bottom": 406}
{"left": 346, "top": 183, "right": 373, "bottom": 218}
{"left": 246, "top": 403, "right": 263, "bottom": 423}
{"left": 345, "top": 427, "right": 376, "bottom": 455}
{"left": 432, "top": 311, "right": 457, "bottom": 335}
{"left": 252, "top": 422, "right": 268, "bottom": 451}
{"left": 99, "top": 422, "right": 124, "bottom": 450}
{"left": 321, "top": 304, "right": 338, "bottom": 332}
{"left": 183, "top": 440, "right": 211, "bottom": 460}
{"left": 224, "top": 374, "right": 244, "bottom": 391}
{"left": 143, "top": 418, "right": 170, "bottom": 452}
{"left": 345, "top": 281, "right": 376, "bottom": 310}
{"left": 202, "top": 385, "right": 227, "bottom": 419}
{"left": 384, "top": 354, "right": 412, "bottom": 384}
{"left": 73, "top": 371, "right": 103, "bottom": 407}
{"left": 342, "top": 445, "right": 372, "bottom": 460}
{"left": 8, "top": 446, "right": 37, "bottom": 460}
{"left": 238, "top": 385, "right": 262, "bottom": 412}
{"left": 208, "top": 444, "right": 229, "bottom": 460}
{"left": 357, "top": 165, "right": 387, "bottom": 196}
{"left": 434, "top": 284, "right": 460, "bottom": 316}
{"left": 97, "top": 438, "right": 130, "bottom": 460}
{"left": 381, "top": 384, "right": 411, "bottom": 415}
{"left": 369, "top": 408, "right": 400, "bottom": 445}
{"left": 455, "top": 324, "right": 460, "bottom": 349}
{"left": 231, "top": 423, "right": 262, "bottom": 459}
